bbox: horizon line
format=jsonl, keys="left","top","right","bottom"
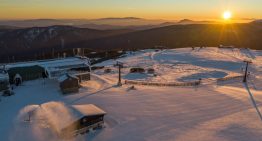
{"left": 0, "top": 17, "right": 256, "bottom": 23}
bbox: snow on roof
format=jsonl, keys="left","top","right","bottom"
{"left": 5, "top": 57, "right": 90, "bottom": 79}
{"left": 71, "top": 104, "right": 106, "bottom": 119}
{"left": 57, "top": 74, "right": 79, "bottom": 82}
{"left": 54, "top": 104, "right": 106, "bottom": 131}
{"left": 14, "top": 74, "right": 22, "bottom": 79}
{"left": 57, "top": 74, "right": 68, "bottom": 82}
{"left": 5, "top": 57, "right": 90, "bottom": 70}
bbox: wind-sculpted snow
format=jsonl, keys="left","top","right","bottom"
{"left": 10, "top": 102, "right": 81, "bottom": 141}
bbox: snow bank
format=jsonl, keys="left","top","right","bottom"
{"left": 11, "top": 102, "right": 81, "bottom": 141}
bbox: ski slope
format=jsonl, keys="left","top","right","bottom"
{"left": 95, "top": 47, "right": 259, "bottom": 83}
{"left": 0, "top": 47, "right": 262, "bottom": 141}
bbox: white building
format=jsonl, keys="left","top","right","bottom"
{"left": 5, "top": 57, "right": 91, "bottom": 79}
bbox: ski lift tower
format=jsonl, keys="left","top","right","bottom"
{"left": 85, "top": 58, "right": 92, "bottom": 71}
{"left": 84, "top": 58, "right": 92, "bottom": 80}
{"left": 115, "top": 61, "right": 124, "bottom": 86}
{"left": 243, "top": 60, "right": 252, "bottom": 83}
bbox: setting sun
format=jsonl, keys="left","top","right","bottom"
{"left": 223, "top": 11, "right": 232, "bottom": 20}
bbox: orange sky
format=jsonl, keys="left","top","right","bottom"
{"left": 0, "top": 0, "right": 261, "bottom": 21}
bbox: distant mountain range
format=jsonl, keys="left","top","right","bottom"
{"left": 0, "top": 18, "right": 262, "bottom": 63}
{"left": 0, "top": 18, "right": 221, "bottom": 30}
{"left": 0, "top": 18, "right": 170, "bottom": 30}
{"left": 77, "top": 23, "right": 262, "bottom": 51}
{"left": 177, "top": 19, "right": 217, "bottom": 25}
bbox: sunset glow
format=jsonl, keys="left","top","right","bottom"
{"left": 223, "top": 11, "right": 232, "bottom": 20}
{"left": 0, "top": 0, "right": 262, "bottom": 21}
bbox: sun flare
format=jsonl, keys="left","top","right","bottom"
{"left": 223, "top": 11, "right": 232, "bottom": 20}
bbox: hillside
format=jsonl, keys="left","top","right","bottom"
{"left": 1, "top": 23, "right": 262, "bottom": 63}
{"left": 83, "top": 23, "right": 262, "bottom": 51}
{"left": 0, "top": 26, "right": 133, "bottom": 59}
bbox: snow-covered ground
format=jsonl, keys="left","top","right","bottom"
{"left": 96, "top": 47, "right": 258, "bottom": 83}
{"left": 0, "top": 47, "right": 262, "bottom": 141}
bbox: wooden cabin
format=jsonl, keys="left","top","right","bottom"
{"left": 58, "top": 74, "right": 80, "bottom": 94}
{"left": 104, "top": 68, "right": 112, "bottom": 73}
{"left": 59, "top": 104, "right": 106, "bottom": 138}
{"left": 75, "top": 72, "right": 90, "bottom": 83}
{"left": 22, "top": 103, "right": 106, "bottom": 138}
{"left": 130, "top": 67, "right": 145, "bottom": 73}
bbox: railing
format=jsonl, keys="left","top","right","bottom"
{"left": 124, "top": 75, "right": 244, "bottom": 87}
{"left": 216, "top": 75, "right": 243, "bottom": 82}
{"left": 125, "top": 80, "right": 201, "bottom": 87}
{"left": 72, "top": 121, "right": 104, "bottom": 136}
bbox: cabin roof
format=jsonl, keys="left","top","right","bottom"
{"left": 58, "top": 104, "right": 106, "bottom": 130}
{"left": 5, "top": 57, "right": 90, "bottom": 71}
{"left": 29, "top": 103, "right": 106, "bottom": 132}
{"left": 71, "top": 104, "right": 106, "bottom": 118}
{"left": 58, "top": 74, "right": 79, "bottom": 83}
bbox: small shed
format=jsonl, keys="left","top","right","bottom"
{"left": 75, "top": 72, "right": 90, "bottom": 83}
{"left": 58, "top": 74, "right": 80, "bottom": 94}
{"left": 104, "top": 68, "right": 112, "bottom": 73}
{"left": 60, "top": 104, "right": 106, "bottom": 138}
{"left": 147, "top": 68, "right": 155, "bottom": 74}
{"left": 130, "top": 67, "right": 145, "bottom": 73}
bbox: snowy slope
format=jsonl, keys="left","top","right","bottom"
{"left": 0, "top": 47, "right": 262, "bottom": 141}
{"left": 95, "top": 47, "right": 258, "bottom": 84}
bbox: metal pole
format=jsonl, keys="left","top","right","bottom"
{"left": 243, "top": 61, "right": 251, "bottom": 83}
{"left": 118, "top": 64, "right": 122, "bottom": 86}
{"left": 243, "top": 62, "right": 248, "bottom": 82}
{"left": 116, "top": 61, "right": 123, "bottom": 86}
